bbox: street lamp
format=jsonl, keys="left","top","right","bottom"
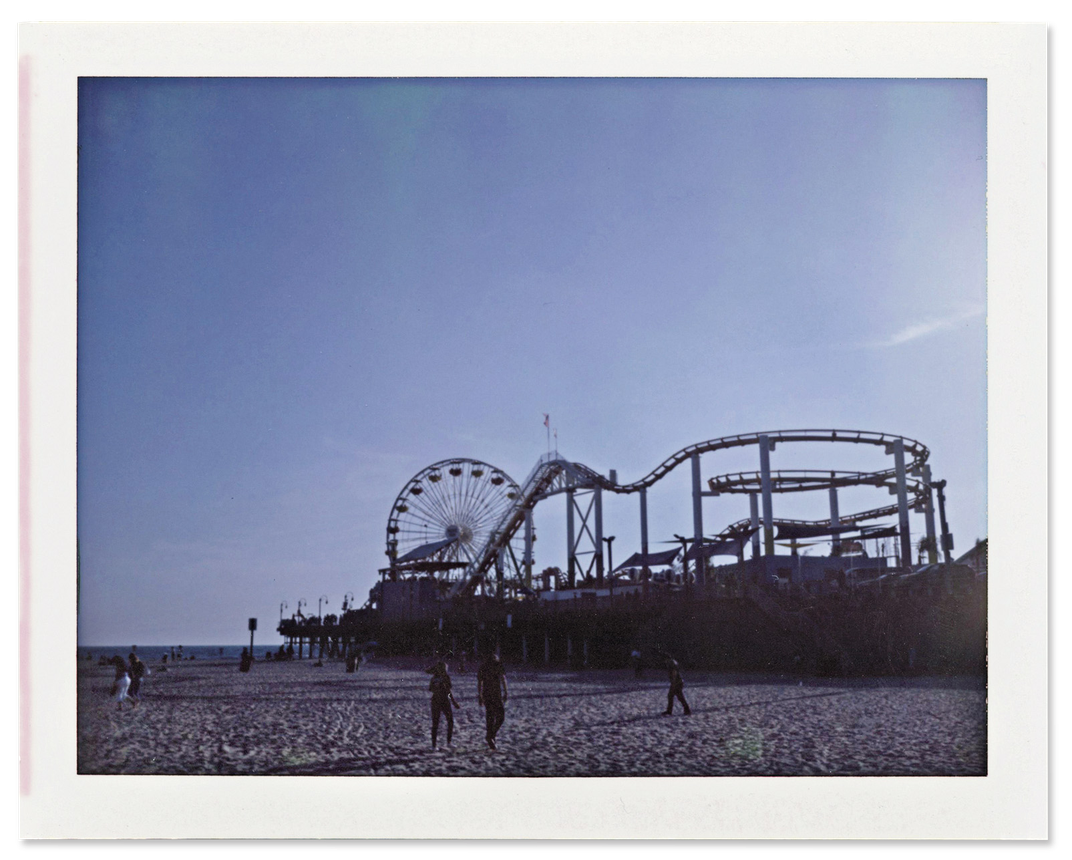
{"left": 279, "top": 601, "right": 288, "bottom": 622}
{"left": 318, "top": 595, "right": 329, "bottom": 621}
{"left": 343, "top": 591, "right": 354, "bottom": 612}
{"left": 297, "top": 598, "right": 307, "bottom": 619}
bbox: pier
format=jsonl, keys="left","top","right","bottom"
{"left": 274, "top": 428, "right": 986, "bottom": 677}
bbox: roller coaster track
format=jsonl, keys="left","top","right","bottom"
{"left": 616, "top": 428, "right": 928, "bottom": 492}
{"left": 707, "top": 468, "right": 904, "bottom": 494}
{"left": 447, "top": 429, "right": 929, "bottom": 598}
{"left": 447, "top": 454, "right": 573, "bottom": 597}
{"left": 716, "top": 503, "right": 911, "bottom": 541}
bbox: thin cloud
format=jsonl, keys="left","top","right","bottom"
{"left": 869, "top": 306, "right": 985, "bottom": 349}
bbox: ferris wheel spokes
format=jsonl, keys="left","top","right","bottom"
{"left": 385, "top": 458, "right": 524, "bottom": 579}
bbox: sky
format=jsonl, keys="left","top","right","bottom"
{"left": 76, "top": 77, "right": 987, "bottom": 646}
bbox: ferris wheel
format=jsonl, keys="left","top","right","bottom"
{"left": 385, "top": 458, "right": 524, "bottom": 574}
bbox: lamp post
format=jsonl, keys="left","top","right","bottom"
{"left": 279, "top": 601, "right": 288, "bottom": 623}
{"left": 295, "top": 599, "right": 308, "bottom": 659}
{"left": 314, "top": 595, "right": 329, "bottom": 662}
{"left": 343, "top": 591, "right": 354, "bottom": 613}
{"left": 602, "top": 536, "right": 615, "bottom": 594}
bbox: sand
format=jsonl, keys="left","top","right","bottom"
{"left": 77, "top": 657, "right": 986, "bottom": 777}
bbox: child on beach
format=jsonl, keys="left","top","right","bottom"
{"left": 110, "top": 656, "right": 131, "bottom": 711}
{"left": 425, "top": 659, "right": 461, "bottom": 749}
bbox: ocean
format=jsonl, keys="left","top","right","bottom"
{"left": 79, "top": 644, "right": 252, "bottom": 663}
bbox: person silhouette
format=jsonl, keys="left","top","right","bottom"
{"left": 663, "top": 657, "right": 691, "bottom": 716}
{"left": 477, "top": 653, "right": 508, "bottom": 750}
{"left": 110, "top": 656, "right": 131, "bottom": 711}
{"left": 425, "top": 658, "right": 461, "bottom": 749}
{"left": 127, "top": 652, "right": 148, "bottom": 707}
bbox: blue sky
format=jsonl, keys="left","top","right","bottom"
{"left": 77, "top": 77, "right": 987, "bottom": 646}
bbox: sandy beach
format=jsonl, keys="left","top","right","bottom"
{"left": 77, "top": 657, "right": 986, "bottom": 777}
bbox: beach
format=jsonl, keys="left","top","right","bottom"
{"left": 77, "top": 657, "right": 986, "bottom": 777}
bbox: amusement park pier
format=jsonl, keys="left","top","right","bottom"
{"left": 276, "top": 429, "right": 987, "bottom": 677}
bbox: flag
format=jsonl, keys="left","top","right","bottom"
{"left": 543, "top": 413, "right": 550, "bottom": 428}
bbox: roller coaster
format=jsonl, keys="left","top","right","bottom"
{"left": 383, "top": 429, "right": 955, "bottom": 601}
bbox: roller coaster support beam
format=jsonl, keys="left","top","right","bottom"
{"left": 829, "top": 483, "right": 841, "bottom": 555}
{"left": 563, "top": 486, "right": 604, "bottom": 586}
{"left": 566, "top": 488, "right": 576, "bottom": 588}
{"left": 921, "top": 464, "right": 938, "bottom": 564}
{"left": 692, "top": 453, "right": 705, "bottom": 585}
{"left": 759, "top": 435, "right": 776, "bottom": 556}
{"left": 892, "top": 438, "right": 912, "bottom": 571}
{"left": 639, "top": 487, "right": 650, "bottom": 580}
{"left": 749, "top": 493, "right": 761, "bottom": 559}
{"left": 640, "top": 487, "right": 649, "bottom": 556}
{"left": 594, "top": 486, "right": 605, "bottom": 587}
{"left": 523, "top": 509, "right": 534, "bottom": 588}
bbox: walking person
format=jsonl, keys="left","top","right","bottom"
{"left": 127, "top": 652, "right": 148, "bottom": 707}
{"left": 110, "top": 656, "right": 131, "bottom": 711}
{"left": 477, "top": 652, "right": 508, "bottom": 750}
{"left": 663, "top": 657, "right": 691, "bottom": 715}
{"left": 425, "top": 658, "right": 461, "bottom": 749}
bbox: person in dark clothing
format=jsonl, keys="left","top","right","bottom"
{"left": 663, "top": 658, "right": 691, "bottom": 715}
{"left": 239, "top": 648, "right": 253, "bottom": 673}
{"left": 477, "top": 653, "right": 508, "bottom": 749}
{"left": 425, "top": 658, "right": 460, "bottom": 749}
{"left": 127, "top": 652, "right": 148, "bottom": 706}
